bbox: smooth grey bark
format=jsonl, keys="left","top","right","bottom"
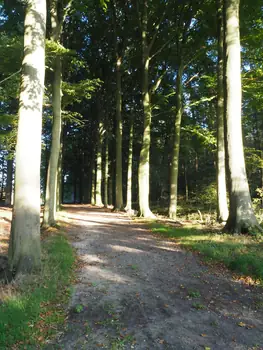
{"left": 43, "top": 0, "right": 62, "bottom": 226}
{"left": 95, "top": 117, "right": 103, "bottom": 206}
{"left": 8, "top": 0, "right": 46, "bottom": 274}
{"left": 138, "top": 0, "right": 155, "bottom": 218}
{"left": 104, "top": 132, "right": 109, "bottom": 208}
{"left": 5, "top": 159, "right": 13, "bottom": 206}
{"left": 56, "top": 138, "right": 63, "bottom": 211}
{"left": 217, "top": 0, "right": 229, "bottom": 222}
{"left": 114, "top": 58, "right": 124, "bottom": 210}
{"left": 223, "top": 0, "right": 260, "bottom": 233}
{"left": 169, "top": 62, "right": 183, "bottom": 220}
{"left": 125, "top": 118, "right": 134, "bottom": 211}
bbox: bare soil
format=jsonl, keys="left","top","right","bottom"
{"left": 1, "top": 205, "right": 263, "bottom": 349}
{"left": 49, "top": 205, "right": 263, "bottom": 350}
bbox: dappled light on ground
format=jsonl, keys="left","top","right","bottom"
{"left": 44, "top": 205, "right": 263, "bottom": 350}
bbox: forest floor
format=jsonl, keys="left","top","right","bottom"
{"left": 1, "top": 205, "right": 263, "bottom": 349}
{"left": 49, "top": 205, "right": 263, "bottom": 350}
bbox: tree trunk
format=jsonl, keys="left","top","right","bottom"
{"left": 115, "top": 58, "right": 124, "bottom": 210}
{"left": 5, "top": 159, "right": 13, "bottom": 206}
{"left": 125, "top": 118, "right": 134, "bottom": 211}
{"left": 91, "top": 157, "right": 96, "bottom": 205}
{"left": 223, "top": 0, "right": 260, "bottom": 233}
{"left": 138, "top": 1, "right": 155, "bottom": 218}
{"left": 43, "top": 56, "right": 62, "bottom": 225}
{"left": 108, "top": 161, "right": 113, "bottom": 206}
{"left": 8, "top": 0, "right": 46, "bottom": 274}
{"left": 95, "top": 119, "right": 103, "bottom": 206}
{"left": 43, "top": 0, "right": 62, "bottom": 226}
{"left": 217, "top": 0, "right": 229, "bottom": 222}
{"left": 169, "top": 62, "right": 183, "bottom": 220}
{"left": 184, "top": 161, "right": 188, "bottom": 202}
{"left": 104, "top": 132, "right": 109, "bottom": 208}
{"left": 56, "top": 138, "right": 63, "bottom": 211}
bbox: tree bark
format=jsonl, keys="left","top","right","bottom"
{"left": 8, "top": 0, "right": 46, "bottom": 274}
{"left": 169, "top": 62, "right": 183, "bottom": 220}
{"left": 223, "top": 0, "right": 260, "bottom": 233}
{"left": 115, "top": 57, "right": 124, "bottom": 210}
{"left": 104, "top": 131, "right": 109, "bottom": 208}
{"left": 217, "top": 0, "right": 229, "bottom": 222}
{"left": 5, "top": 159, "right": 13, "bottom": 206}
{"left": 138, "top": 0, "right": 155, "bottom": 218}
{"left": 125, "top": 118, "right": 134, "bottom": 211}
{"left": 43, "top": 0, "right": 62, "bottom": 226}
{"left": 95, "top": 118, "right": 103, "bottom": 206}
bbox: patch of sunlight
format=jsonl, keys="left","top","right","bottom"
{"left": 151, "top": 244, "right": 181, "bottom": 252}
{"left": 83, "top": 266, "right": 132, "bottom": 284}
{"left": 81, "top": 254, "right": 105, "bottom": 264}
{"left": 109, "top": 245, "right": 144, "bottom": 254}
{"left": 136, "top": 236, "right": 154, "bottom": 242}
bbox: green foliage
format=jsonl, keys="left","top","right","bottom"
{"left": 198, "top": 182, "right": 217, "bottom": 207}
{"left": 151, "top": 224, "right": 263, "bottom": 281}
{"left": 62, "top": 78, "right": 101, "bottom": 107}
{"left": 0, "top": 234, "right": 75, "bottom": 348}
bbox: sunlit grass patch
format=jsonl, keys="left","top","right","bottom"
{"left": 0, "top": 233, "right": 75, "bottom": 348}
{"left": 150, "top": 223, "right": 263, "bottom": 282}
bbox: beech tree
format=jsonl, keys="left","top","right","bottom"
{"left": 216, "top": 0, "right": 228, "bottom": 222}
{"left": 223, "top": 0, "right": 260, "bottom": 233}
{"left": 8, "top": 0, "right": 47, "bottom": 274}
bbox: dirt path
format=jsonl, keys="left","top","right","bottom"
{"left": 46, "top": 206, "right": 263, "bottom": 350}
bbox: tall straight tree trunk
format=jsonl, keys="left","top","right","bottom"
{"left": 184, "top": 161, "right": 188, "bottom": 202}
{"left": 104, "top": 132, "right": 109, "bottom": 208}
{"left": 169, "top": 62, "right": 183, "bottom": 220}
{"left": 8, "top": 0, "right": 46, "bottom": 274}
{"left": 108, "top": 161, "right": 113, "bottom": 206}
{"left": 115, "top": 58, "right": 124, "bottom": 209}
{"left": 91, "top": 157, "right": 96, "bottom": 205}
{"left": 5, "top": 159, "right": 13, "bottom": 206}
{"left": 217, "top": 0, "right": 229, "bottom": 222}
{"left": 138, "top": 1, "right": 155, "bottom": 218}
{"left": 223, "top": 0, "right": 260, "bottom": 233}
{"left": 43, "top": 0, "right": 62, "bottom": 226}
{"left": 95, "top": 119, "right": 103, "bottom": 206}
{"left": 56, "top": 138, "right": 63, "bottom": 211}
{"left": 125, "top": 118, "right": 134, "bottom": 211}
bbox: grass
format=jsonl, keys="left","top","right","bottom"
{"left": 150, "top": 223, "right": 263, "bottom": 282}
{"left": 0, "top": 232, "right": 75, "bottom": 349}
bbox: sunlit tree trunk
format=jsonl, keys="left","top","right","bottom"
{"left": 91, "top": 168, "right": 96, "bottom": 205}
{"left": 169, "top": 62, "right": 183, "bottom": 220}
{"left": 5, "top": 159, "right": 13, "bottom": 206}
{"left": 43, "top": 0, "right": 62, "bottom": 226}
{"left": 56, "top": 138, "right": 63, "bottom": 211}
{"left": 223, "top": 0, "right": 260, "bottom": 233}
{"left": 217, "top": 0, "right": 229, "bottom": 222}
{"left": 115, "top": 57, "right": 124, "bottom": 210}
{"left": 138, "top": 0, "right": 155, "bottom": 218}
{"left": 104, "top": 132, "right": 109, "bottom": 208}
{"left": 8, "top": 0, "right": 46, "bottom": 274}
{"left": 95, "top": 119, "right": 103, "bottom": 206}
{"left": 125, "top": 118, "right": 134, "bottom": 211}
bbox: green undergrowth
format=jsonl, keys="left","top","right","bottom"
{"left": 150, "top": 223, "right": 263, "bottom": 282}
{"left": 0, "top": 233, "right": 75, "bottom": 349}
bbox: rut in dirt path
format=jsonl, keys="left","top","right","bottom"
{"left": 49, "top": 206, "right": 263, "bottom": 350}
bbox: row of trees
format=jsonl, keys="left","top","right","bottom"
{"left": 0, "top": 0, "right": 262, "bottom": 274}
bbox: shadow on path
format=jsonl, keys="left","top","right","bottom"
{"left": 47, "top": 205, "right": 263, "bottom": 350}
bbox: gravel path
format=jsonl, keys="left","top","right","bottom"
{"left": 49, "top": 205, "right": 263, "bottom": 350}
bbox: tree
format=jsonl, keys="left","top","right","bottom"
{"left": 223, "top": 0, "right": 260, "bottom": 233}
{"left": 216, "top": 0, "right": 228, "bottom": 222}
{"left": 43, "top": 0, "right": 65, "bottom": 226}
{"left": 8, "top": 0, "right": 47, "bottom": 274}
